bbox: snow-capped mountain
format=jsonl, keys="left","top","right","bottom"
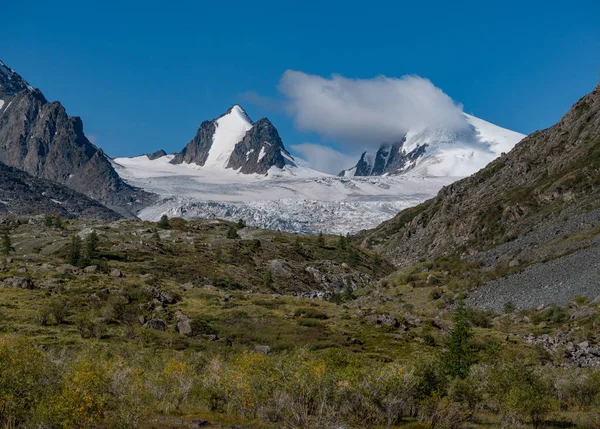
{"left": 340, "top": 114, "right": 525, "bottom": 177}
{"left": 112, "top": 105, "right": 525, "bottom": 234}
{"left": 169, "top": 105, "right": 298, "bottom": 175}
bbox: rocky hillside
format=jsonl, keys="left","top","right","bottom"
{"left": 0, "top": 60, "right": 153, "bottom": 217}
{"left": 0, "top": 162, "right": 120, "bottom": 220}
{"left": 170, "top": 105, "right": 296, "bottom": 174}
{"left": 362, "top": 83, "right": 600, "bottom": 268}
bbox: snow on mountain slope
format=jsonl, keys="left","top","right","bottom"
{"left": 204, "top": 105, "right": 253, "bottom": 168}
{"left": 113, "top": 153, "right": 455, "bottom": 233}
{"left": 113, "top": 107, "right": 522, "bottom": 234}
{"left": 405, "top": 114, "right": 525, "bottom": 177}
{"left": 342, "top": 113, "right": 525, "bottom": 178}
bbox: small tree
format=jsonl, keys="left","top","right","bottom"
{"left": 44, "top": 214, "right": 53, "bottom": 227}
{"left": 294, "top": 235, "right": 302, "bottom": 252}
{"left": 226, "top": 227, "right": 239, "bottom": 240}
{"left": 214, "top": 246, "right": 223, "bottom": 263}
{"left": 67, "top": 235, "right": 83, "bottom": 267}
{"left": 53, "top": 216, "right": 63, "bottom": 229}
{"left": 503, "top": 301, "right": 516, "bottom": 314}
{"left": 157, "top": 215, "right": 170, "bottom": 229}
{"left": 317, "top": 232, "right": 325, "bottom": 248}
{"left": 442, "top": 300, "right": 475, "bottom": 379}
{"left": 236, "top": 219, "right": 246, "bottom": 229}
{"left": 263, "top": 270, "right": 273, "bottom": 288}
{"left": 1, "top": 229, "right": 14, "bottom": 256}
{"left": 84, "top": 230, "right": 99, "bottom": 262}
{"left": 337, "top": 234, "right": 347, "bottom": 250}
{"left": 373, "top": 253, "right": 382, "bottom": 268}
{"left": 346, "top": 247, "right": 360, "bottom": 268}
{"left": 152, "top": 230, "right": 162, "bottom": 246}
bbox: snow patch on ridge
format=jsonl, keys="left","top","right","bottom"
{"left": 203, "top": 105, "right": 253, "bottom": 168}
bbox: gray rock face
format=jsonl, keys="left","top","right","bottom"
{"left": 341, "top": 141, "right": 427, "bottom": 177}
{"left": 146, "top": 149, "right": 167, "bottom": 160}
{"left": 0, "top": 59, "right": 153, "bottom": 217}
{"left": 170, "top": 120, "right": 216, "bottom": 165}
{"left": 227, "top": 118, "right": 294, "bottom": 174}
{"left": 0, "top": 162, "right": 121, "bottom": 220}
{"left": 170, "top": 105, "right": 295, "bottom": 174}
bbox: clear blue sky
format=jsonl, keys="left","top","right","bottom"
{"left": 2, "top": 0, "right": 599, "bottom": 159}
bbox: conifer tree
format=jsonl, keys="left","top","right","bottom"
{"left": 317, "top": 232, "right": 325, "bottom": 248}
{"left": 84, "top": 230, "right": 99, "bottom": 261}
{"left": 337, "top": 234, "right": 347, "bottom": 250}
{"left": 442, "top": 300, "right": 474, "bottom": 379}
{"left": 1, "top": 229, "right": 14, "bottom": 256}
{"left": 68, "top": 235, "right": 83, "bottom": 267}
{"left": 44, "top": 214, "right": 53, "bottom": 227}
{"left": 53, "top": 216, "right": 63, "bottom": 229}
{"left": 226, "top": 227, "right": 239, "bottom": 239}
{"left": 157, "top": 215, "right": 170, "bottom": 229}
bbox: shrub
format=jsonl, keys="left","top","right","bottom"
{"left": 226, "top": 227, "right": 240, "bottom": 239}
{"left": 503, "top": 300, "right": 516, "bottom": 314}
{"left": 0, "top": 337, "right": 50, "bottom": 426}
{"left": 156, "top": 215, "right": 170, "bottom": 229}
{"left": 419, "top": 393, "right": 471, "bottom": 429}
{"left": 491, "top": 364, "right": 556, "bottom": 428}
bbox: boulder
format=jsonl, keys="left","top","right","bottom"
{"left": 109, "top": 268, "right": 123, "bottom": 278}
{"left": 84, "top": 265, "right": 98, "bottom": 273}
{"left": 2, "top": 277, "right": 34, "bottom": 289}
{"left": 144, "top": 319, "right": 167, "bottom": 331}
{"left": 254, "top": 345, "right": 271, "bottom": 355}
{"left": 57, "top": 264, "right": 79, "bottom": 274}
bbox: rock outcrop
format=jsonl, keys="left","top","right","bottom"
{"left": 0, "top": 59, "right": 153, "bottom": 217}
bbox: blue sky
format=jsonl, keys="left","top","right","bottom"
{"left": 2, "top": 0, "right": 599, "bottom": 171}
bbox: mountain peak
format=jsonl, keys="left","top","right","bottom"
{"left": 0, "top": 59, "right": 36, "bottom": 95}
{"left": 220, "top": 104, "right": 252, "bottom": 124}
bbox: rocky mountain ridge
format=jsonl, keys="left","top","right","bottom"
{"left": 0, "top": 59, "right": 153, "bottom": 218}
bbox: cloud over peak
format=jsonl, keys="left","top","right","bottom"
{"left": 278, "top": 71, "right": 469, "bottom": 150}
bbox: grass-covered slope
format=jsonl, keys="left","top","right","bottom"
{"left": 1, "top": 215, "right": 600, "bottom": 428}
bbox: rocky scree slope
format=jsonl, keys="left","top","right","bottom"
{"left": 362, "top": 83, "right": 600, "bottom": 269}
{"left": 0, "top": 60, "right": 153, "bottom": 217}
{"left": 0, "top": 162, "right": 120, "bottom": 220}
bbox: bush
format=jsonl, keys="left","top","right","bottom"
{"left": 0, "top": 337, "right": 51, "bottom": 426}
{"left": 419, "top": 393, "right": 471, "bottom": 429}
{"left": 503, "top": 301, "right": 516, "bottom": 314}
{"left": 491, "top": 364, "right": 556, "bottom": 428}
{"left": 226, "top": 227, "right": 240, "bottom": 239}
{"left": 36, "top": 297, "right": 69, "bottom": 326}
{"left": 156, "top": 215, "right": 170, "bottom": 229}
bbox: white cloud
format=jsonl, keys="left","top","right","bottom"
{"left": 278, "top": 70, "right": 469, "bottom": 151}
{"left": 291, "top": 143, "right": 359, "bottom": 175}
